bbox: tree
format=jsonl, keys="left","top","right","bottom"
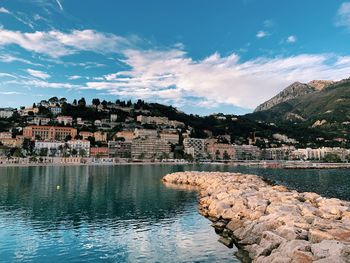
{"left": 71, "top": 149, "right": 78, "bottom": 156}
{"left": 49, "top": 148, "right": 57, "bottom": 157}
{"left": 183, "top": 153, "right": 194, "bottom": 162}
{"left": 323, "top": 153, "right": 342, "bottom": 163}
{"left": 22, "top": 138, "right": 35, "bottom": 155}
{"left": 12, "top": 148, "right": 23, "bottom": 158}
{"left": 48, "top": 97, "right": 59, "bottom": 104}
{"left": 65, "top": 135, "right": 72, "bottom": 142}
{"left": 87, "top": 136, "right": 96, "bottom": 146}
{"left": 223, "top": 151, "right": 231, "bottom": 161}
{"left": 92, "top": 98, "right": 100, "bottom": 108}
{"left": 79, "top": 148, "right": 87, "bottom": 157}
{"left": 78, "top": 97, "right": 86, "bottom": 107}
{"left": 59, "top": 98, "right": 67, "bottom": 104}
{"left": 75, "top": 135, "right": 83, "bottom": 140}
{"left": 215, "top": 150, "right": 221, "bottom": 160}
{"left": 39, "top": 148, "right": 48, "bottom": 157}
{"left": 101, "top": 100, "right": 108, "bottom": 108}
{"left": 73, "top": 99, "right": 77, "bottom": 105}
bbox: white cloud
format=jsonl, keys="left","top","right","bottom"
{"left": 55, "top": 0, "right": 63, "bottom": 11}
{"left": 81, "top": 49, "right": 350, "bottom": 110}
{"left": 287, "top": 35, "right": 297, "bottom": 43}
{"left": 0, "top": 28, "right": 133, "bottom": 58}
{"left": 27, "top": 69, "right": 51, "bottom": 79}
{"left": 256, "top": 30, "right": 268, "bottom": 38}
{"left": 68, "top": 75, "right": 82, "bottom": 80}
{"left": 0, "top": 54, "right": 43, "bottom": 66}
{"left": 336, "top": 2, "right": 350, "bottom": 28}
{"left": 7, "top": 79, "right": 81, "bottom": 89}
{"left": 0, "top": 72, "right": 17, "bottom": 78}
{"left": 0, "top": 7, "right": 10, "bottom": 14}
{"left": 0, "top": 91, "right": 24, "bottom": 95}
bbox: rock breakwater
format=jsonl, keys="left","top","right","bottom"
{"left": 163, "top": 172, "right": 350, "bottom": 263}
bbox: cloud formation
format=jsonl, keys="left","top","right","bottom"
{"left": 0, "top": 28, "right": 133, "bottom": 58}
{"left": 256, "top": 30, "right": 268, "bottom": 38}
{"left": 55, "top": 0, "right": 63, "bottom": 11}
{"left": 0, "top": 7, "right": 10, "bottom": 14}
{"left": 27, "top": 69, "right": 50, "bottom": 79}
{"left": 287, "top": 35, "right": 297, "bottom": 43}
{"left": 335, "top": 2, "right": 350, "bottom": 28}
{"left": 82, "top": 49, "right": 350, "bottom": 110}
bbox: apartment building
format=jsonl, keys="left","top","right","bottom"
{"left": 232, "top": 144, "right": 261, "bottom": 160}
{"left": 183, "top": 138, "right": 205, "bottom": 158}
{"left": 67, "top": 140, "right": 90, "bottom": 156}
{"left": 108, "top": 141, "right": 132, "bottom": 158}
{"left": 159, "top": 131, "right": 179, "bottom": 144}
{"left": 23, "top": 126, "right": 77, "bottom": 141}
{"left": 206, "top": 143, "right": 236, "bottom": 160}
{"left": 134, "top": 128, "right": 158, "bottom": 138}
{"left": 131, "top": 138, "right": 171, "bottom": 159}
{"left": 114, "top": 130, "right": 135, "bottom": 142}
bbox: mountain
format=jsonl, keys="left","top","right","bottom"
{"left": 254, "top": 80, "right": 334, "bottom": 113}
{"left": 254, "top": 82, "right": 314, "bottom": 112}
{"left": 247, "top": 78, "right": 350, "bottom": 143}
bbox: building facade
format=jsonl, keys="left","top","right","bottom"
{"left": 183, "top": 138, "right": 205, "bottom": 158}
{"left": 23, "top": 126, "right": 77, "bottom": 141}
{"left": 131, "top": 138, "right": 171, "bottom": 159}
{"left": 108, "top": 141, "right": 132, "bottom": 158}
{"left": 67, "top": 140, "right": 90, "bottom": 157}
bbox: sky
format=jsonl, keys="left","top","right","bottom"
{"left": 1, "top": 0, "right": 350, "bottom": 115}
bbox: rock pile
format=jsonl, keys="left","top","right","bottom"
{"left": 163, "top": 172, "right": 350, "bottom": 263}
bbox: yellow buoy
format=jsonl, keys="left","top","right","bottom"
{"left": 56, "top": 185, "right": 60, "bottom": 190}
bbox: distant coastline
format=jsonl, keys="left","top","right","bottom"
{"left": 2, "top": 159, "right": 350, "bottom": 169}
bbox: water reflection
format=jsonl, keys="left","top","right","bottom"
{"left": 0, "top": 165, "right": 238, "bottom": 263}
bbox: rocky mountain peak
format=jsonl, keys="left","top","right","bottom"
{"left": 308, "top": 80, "right": 334, "bottom": 91}
{"left": 254, "top": 81, "right": 314, "bottom": 112}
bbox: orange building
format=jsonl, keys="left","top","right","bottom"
{"left": 79, "top": 131, "right": 93, "bottom": 140}
{"left": 206, "top": 143, "right": 236, "bottom": 159}
{"left": 90, "top": 147, "right": 109, "bottom": 157}
{"left": 114, "top": 131, "right": 135, "bottom": 142}
{"left": 23, "top": 125, "right": 77, "bottom": 141}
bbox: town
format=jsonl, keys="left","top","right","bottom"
{"left": 0, "top": 97, "right": 349, "bottom": 165}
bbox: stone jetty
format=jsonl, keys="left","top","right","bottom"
{"left": 162, "top": 172, "right": 350, "bottom": 263}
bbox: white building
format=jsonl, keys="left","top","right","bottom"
{"left": 0, "top": 108, "right": 14, "bottom": 119}
{"left": 31, "top": 117, "right": 50, "bottom": 126}
{"left": 110, "top": 114, "right": 118, "bottom": 122}
{"left": 56, "top": 116, "right": 73, "bottom": 126}
{"left": 50, "top": 107, "right": 62, "bottom": 115}
{"left": 35, "top": 141, "right": 65, "bottom": 156}
{"left": 67, "top": 140, "right": 90, "bottom": 157}
{"left": 183, "top": 138, "right": 205, "bottom": 158}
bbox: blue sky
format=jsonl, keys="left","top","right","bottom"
{"left": 1, "top": 0, "right": 350, "bottom": 115}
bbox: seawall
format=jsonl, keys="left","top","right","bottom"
{"left": 162, "top": 172, "right": 350, "bottom": 263}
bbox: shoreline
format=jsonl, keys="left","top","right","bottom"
{"left": 2, "top": 159, "right": 350, "bottom": 169}
{"left": 163, "top": 171, "right": 350, "bottom": 263}
{"left": 0, "top": 161, "right": 190, "bottom": 168}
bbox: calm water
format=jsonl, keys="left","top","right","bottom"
{"left": 0, "top": 164, "right": 350, "bottom": 263}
